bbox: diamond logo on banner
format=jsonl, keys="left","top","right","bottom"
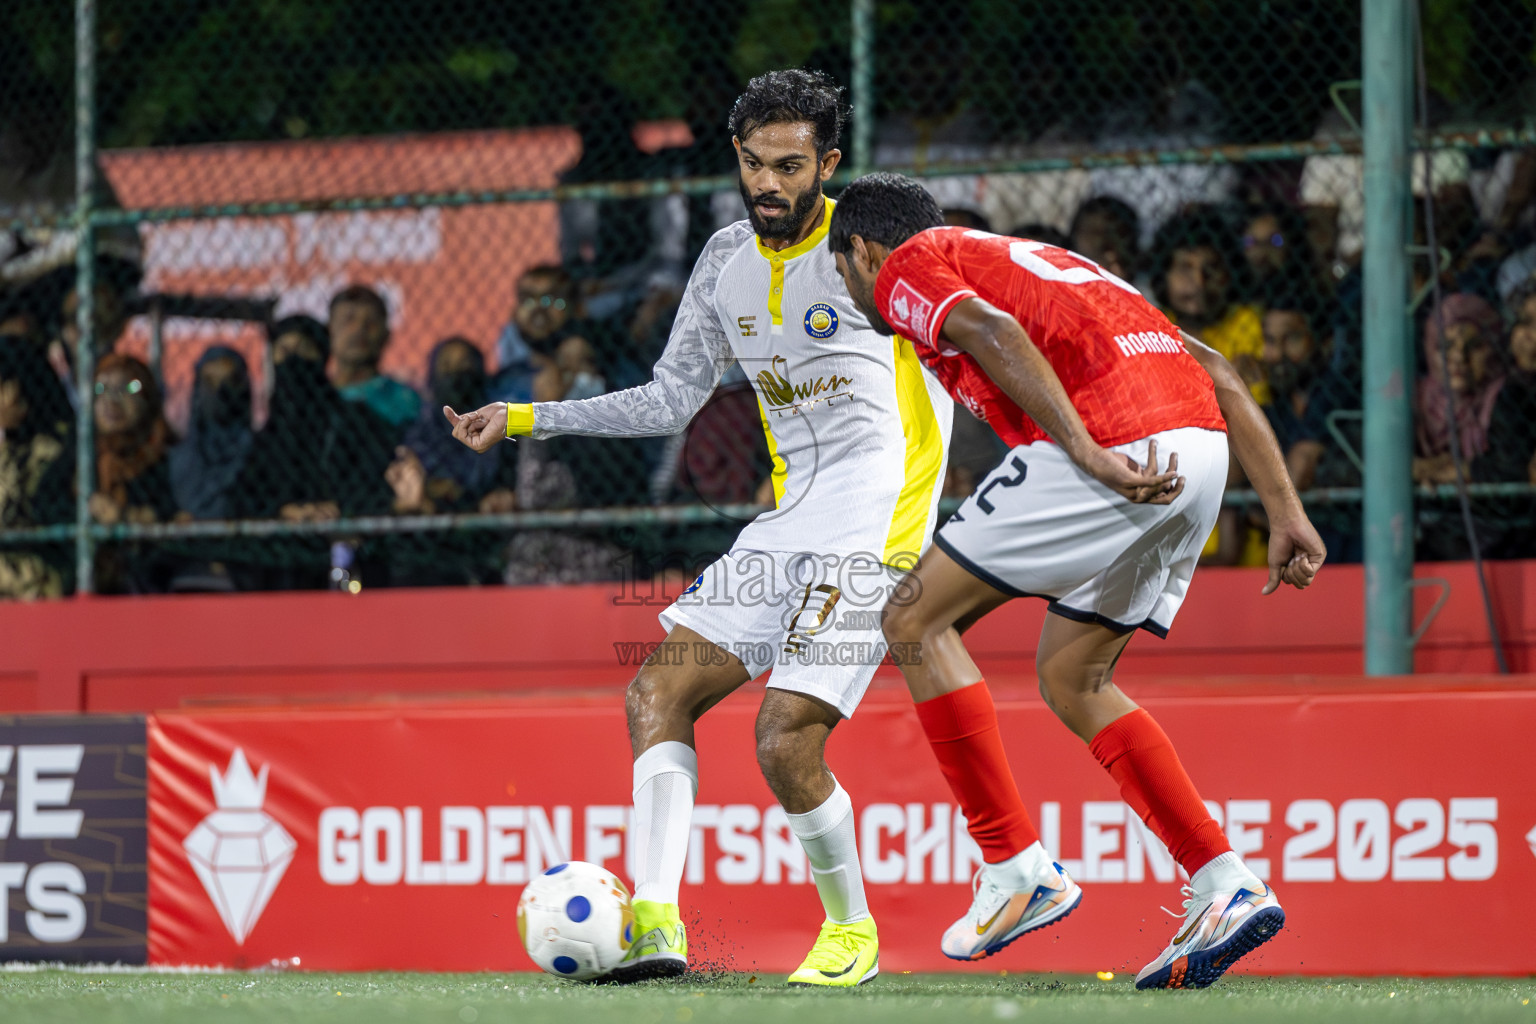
{"left": 182, "top": 748, "right": 296, "bottom": 945}
{"left": 1527, "top": 823, "right": 1536, "bottom": 862}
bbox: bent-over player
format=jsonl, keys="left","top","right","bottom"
{"left": 829, "top": 173, "right": 1326, "bottom": 990}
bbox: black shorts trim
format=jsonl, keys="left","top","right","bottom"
{"left": 1046, "top": 602, "right": 1171, "bottom": 639}
{"left": 934, "top": 533, "right": 1034, "bottom": 599}
{"left": 934, "top": 534, "right": 1173, "bottom": 640}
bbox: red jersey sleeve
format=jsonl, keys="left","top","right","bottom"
{"left": 875, "top": 233, "right": 976, "bottom": 349}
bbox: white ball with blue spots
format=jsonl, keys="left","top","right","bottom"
{"left": 517, "top": 860, "right": 634, "bottom": 981}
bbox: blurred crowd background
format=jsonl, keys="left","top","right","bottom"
{"left": 2, "top": 0, "right": 1535, "bottom": 597}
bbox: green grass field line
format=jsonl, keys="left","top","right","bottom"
{"left": 0, "top": 971, "right": 1531, "bottom": 1023}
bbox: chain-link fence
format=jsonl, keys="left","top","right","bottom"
{"left": 1, "top": 0, "right": 1534, "bottom": 597}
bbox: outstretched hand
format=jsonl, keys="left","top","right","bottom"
{"left": 444, "top": 402, "right": 508, "bottom": 454}
{"left": 1262, "top": 514, "right": 1327, "bottom": 595}
{"left": 1083, "top": 438, "right": 1184, "bottom": 505}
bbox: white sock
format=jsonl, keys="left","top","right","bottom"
{"left": 985, "top": 840, "right": 1054, "bottom": 888}
{"left": 786, "top": 781, "right": 869, "bottom": 925}
{"left": 631, "top": 741, "right": 698, "bottom": 906}
{"left": 1190, "top": 851, "right": 1263, "bottom": 894}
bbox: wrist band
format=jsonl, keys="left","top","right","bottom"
{"left": 505, "top": 403, "right": 534, "bottom": 437}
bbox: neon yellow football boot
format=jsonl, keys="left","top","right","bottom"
{"left": 786, "top": 917, "right": 879, "bottom": 987}
{"left": 607, "top": 899, "right": 687, "bottom": 983}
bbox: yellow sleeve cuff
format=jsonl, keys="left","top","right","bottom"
{"left": 505, "top": 403, "right": 534, "bottom": 436}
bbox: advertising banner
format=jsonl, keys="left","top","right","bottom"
{"left": 0, "top": 715, "right": 147, "bottom": 963}
{"left": 147, "top": 684, "right": 1536, "bottom": 974}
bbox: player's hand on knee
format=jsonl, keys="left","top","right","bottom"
{"left": 1084, "top": 439, "right": 1184, "bottom": 505}
{"left": 1262, "top": 514, "right": 1327, "bottom": 595}
{"left": 444, "top": 401, "right": 509, "bottom": 453}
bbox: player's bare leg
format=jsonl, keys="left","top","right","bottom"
{"left": 1032, "top": 614, "right": 1136, "bottom": 741}
{"left": 1035, "top": 614, "right": 1283, "bottom": 989}
{"left": 613, "top": 626, "right": 750, "bottom": 983}
{"left": 626, "top": 625, "right": 751, "bottom": 756}
{"left": 755, "top": 688, "right": 879, "bottom": 986}
{"left": 882, "top": 548, "right": 1081, "bottom": 960}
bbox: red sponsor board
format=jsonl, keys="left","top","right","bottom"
{"left": 147, "top": 682, "right": 1536, "bottom": 974}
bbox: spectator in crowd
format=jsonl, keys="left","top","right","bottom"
{"left": 328, "top": 284, "right": 420, "bottom": 432}
{"left": 165, "top": 345, "right": 260, "bottom": 592}
{"left": 1152, "top": 208, "right": 1269, "bottom": 403}
{"left": 237, "top": 316, "right": 394, "bottom": 523}
{"left": 1474, "top": 279, "right": 1536, "bottom": 484}
{"left": 1259, "top": 286, "right": 1356, "bottom": 491}
{"left": 393, "top": 337, "right": 517, "bottom": 516}
{"left": 1412, "top": 293, "right": 1505, "bottom": 487}
{"left": 388, "top": 337, "right": 518, "bottom": 586}
{"left": 0, "top": 306, "right": 70, "bottom": 438}
{"left": 489, "top": 265, "right": 589, "bottom": 404}
{"left": 1069, "top": 195, "right": 1140, "bottom": 283}
{"left": 0, "top": 331, "right": 70, "bottom": 598}
{"left": 80, "top": 354, "right": 177, "bottom": 529}
{"left": 32, "top": 353, "right": 179, "bottom": 593}
{"left": 1240, "top": 203, "right": 1319, "bottom": 301}
{"left": 169, "top": 346, "right": 252, "bottom": 521}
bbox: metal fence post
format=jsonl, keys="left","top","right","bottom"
{"left": 850, "top": 0, "right": 874, "bottom": 177}
{"left": 73, "top": 0, "right": 98, "bottom": 595}
{"left": 1361, "top": 0, "right": 1414, "bottom": 674}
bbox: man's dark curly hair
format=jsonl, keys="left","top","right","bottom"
{"left": 1149, "top": 207, "right": 1245, "bottom": 308}
{"left": 827, "top": 172, "right": 944, "bottom": 257}
{"left": 727, "top": 69, "right": 848, "bottom": 158}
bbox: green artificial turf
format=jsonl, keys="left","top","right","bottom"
{"left": 0, "top": 970, "right": 1530, "bottom": 1024}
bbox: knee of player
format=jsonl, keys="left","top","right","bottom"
{"left": 1035, "top": 657, "right": 1080, "bottom": 707}
{"left": 753, "top": 723, "right": 794, "bottom": 781}
{"left": 879, "top": 598, "right": 925, "bottom": 648}
{"left": 753, "top": 716, "right": 815, "bottom": 779}
{"left": 625, "top": 667, "right": 675, "bottom": 725}
{"left": 1036, "top": 656, "right": 1116, "bottom": 712}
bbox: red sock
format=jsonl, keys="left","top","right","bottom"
{"left": 1089, "top": 708, "right": 1230, "bottom": 876}
{"left": 913, "top": 680, "right": 1040, "bottom": 864}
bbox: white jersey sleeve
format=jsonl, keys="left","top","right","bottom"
{"left": 529, "top": 222, "right": 749, "bottom": 439}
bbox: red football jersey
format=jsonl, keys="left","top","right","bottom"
{"left": 876, "top": 227, "right": 1226, "bottom": 448}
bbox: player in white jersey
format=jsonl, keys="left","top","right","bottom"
{"left": 447, "top": 70, "right": 952, "bottom": 986}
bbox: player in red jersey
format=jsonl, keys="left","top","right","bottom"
{"left": 829, "top": 173, "right": 1326, "bottom": 990}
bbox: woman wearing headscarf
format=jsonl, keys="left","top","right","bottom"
{"left": 36, "top": 353, "right": 178, "bottom": 592}
{"left": 235, "top": 316, "right": 394, "bottom": 588}
{"left": 165, "top": 346, "right": 259, "bottom": 591}
{"left": 388, "top": 337, "right": 516, "bottom": 586}
{"left": 236, "top": 316, "right": 394, "bottom": 521}
{"left": 0, "top": 331, "right": 72, "bottom": 597}
{"left": 1412, "top": 293, "right": 1506, "bottom": 486}
{"left": 170, "top": 346, "right": 253, "bottom": 520}
{"left": 393, "top": 337, "right": 516, "bottom": 514}
{"left": 1410, "top": 292, "right": 1536, "bottom": 560}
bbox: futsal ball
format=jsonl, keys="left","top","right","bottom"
{"left": 517, "top": 861, "right": 634, "bottom": 980}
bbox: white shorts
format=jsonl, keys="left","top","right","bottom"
{"left": 936, "top": 427, "right": 1228, "bottom": 637}
{"left": 658, "top": 548, "right": 906, "bottom": 718}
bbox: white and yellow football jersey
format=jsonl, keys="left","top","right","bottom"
{"left": 532, "top": 195, "right": 953, "bottom": 565}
